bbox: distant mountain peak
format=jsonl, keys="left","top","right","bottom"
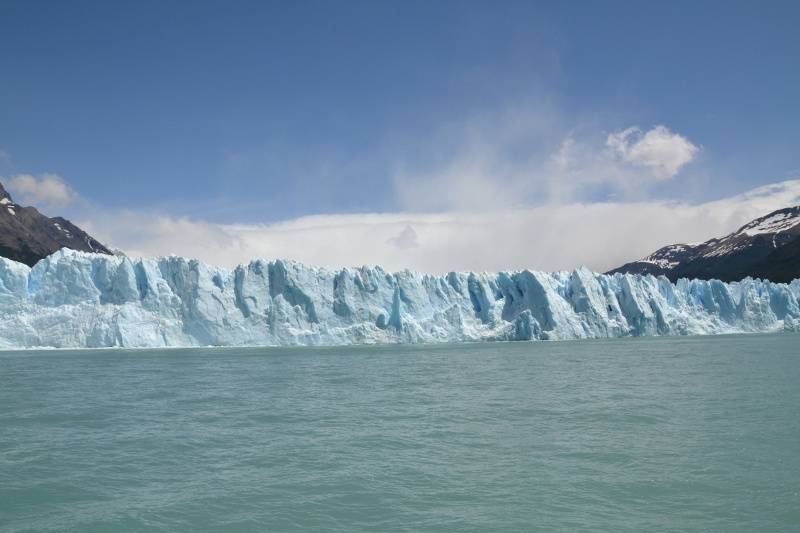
{"left": 0, "top": 181, "right": 112, "bottom": 267}
{"left": 0, "top": 182, "right": 11, "bottom": 201}
{"left": 608, "top": 205, "right": 800, "bottom": 283}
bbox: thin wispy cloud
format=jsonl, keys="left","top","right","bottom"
{"left": 391, "top": 108, "right": 702, "bottom": 212}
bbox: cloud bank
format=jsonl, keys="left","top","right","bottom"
{"left": 79, "top": 179, "right": 800, "bottom": 274}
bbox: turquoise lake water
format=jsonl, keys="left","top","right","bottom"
{"left": 1, "top": 334, "right": 799, "bottom": 532}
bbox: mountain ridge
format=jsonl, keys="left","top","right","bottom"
{"left": 608, "top": 205, "right": 800, "bottom": 282}
{"left": 0, "top": 182, "right": 111, "bottom": 266}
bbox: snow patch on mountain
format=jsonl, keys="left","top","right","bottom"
{"left": 740, "top": 211, "right": 800, "bottom": 237}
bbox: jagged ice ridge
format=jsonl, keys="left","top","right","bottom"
{"left": 0, "top": 249, "right": 799, "bottom": 349}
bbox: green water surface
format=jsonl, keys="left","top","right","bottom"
{"left": 1, "top": 334, "right": 799, "bottom": 532}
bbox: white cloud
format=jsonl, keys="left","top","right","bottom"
{"left": 4, "top": 173, "right": 79, "bottom": 209}
{"left": 606, "top": 125, "right": 700, "bottom": 180}
{"left": 79, "top": 179, "right": 800, "bottom": 274}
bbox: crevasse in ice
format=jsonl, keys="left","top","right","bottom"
{"left": 0, "top": 249, "right": 798, "bottom": 349}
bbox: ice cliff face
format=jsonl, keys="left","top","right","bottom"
{"left": 0, "top": 249, "right": 798, "bottom": 349}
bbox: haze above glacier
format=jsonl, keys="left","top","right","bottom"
{"left": 71, "top": 179, "right": 800, "bottom": 273}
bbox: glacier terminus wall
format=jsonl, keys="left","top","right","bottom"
{"left": 0, "top": 249, "right": 798, "bottom": 349}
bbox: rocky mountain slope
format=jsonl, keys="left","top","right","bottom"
{"left": 608, "top": 206, "right": 800, "bottom": 282}
{"left": 0, "top": 182, "right": 110, "bottom": 266}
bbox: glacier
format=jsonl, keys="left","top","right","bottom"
{"left": 0, "top": 248, "right": 798, "bottom": 349}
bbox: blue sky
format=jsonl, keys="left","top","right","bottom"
{"left": 1, "top": 1, "right": 799, "bottom": 270}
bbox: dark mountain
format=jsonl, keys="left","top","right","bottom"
{"left": 747, "top": 234, "right": 800, "bottom": 283}
{"left": 607, "top": 206, "right": 800, "bottom": 283}
{"left": 0, "top": 182, "right": 111, "bottom": 267}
